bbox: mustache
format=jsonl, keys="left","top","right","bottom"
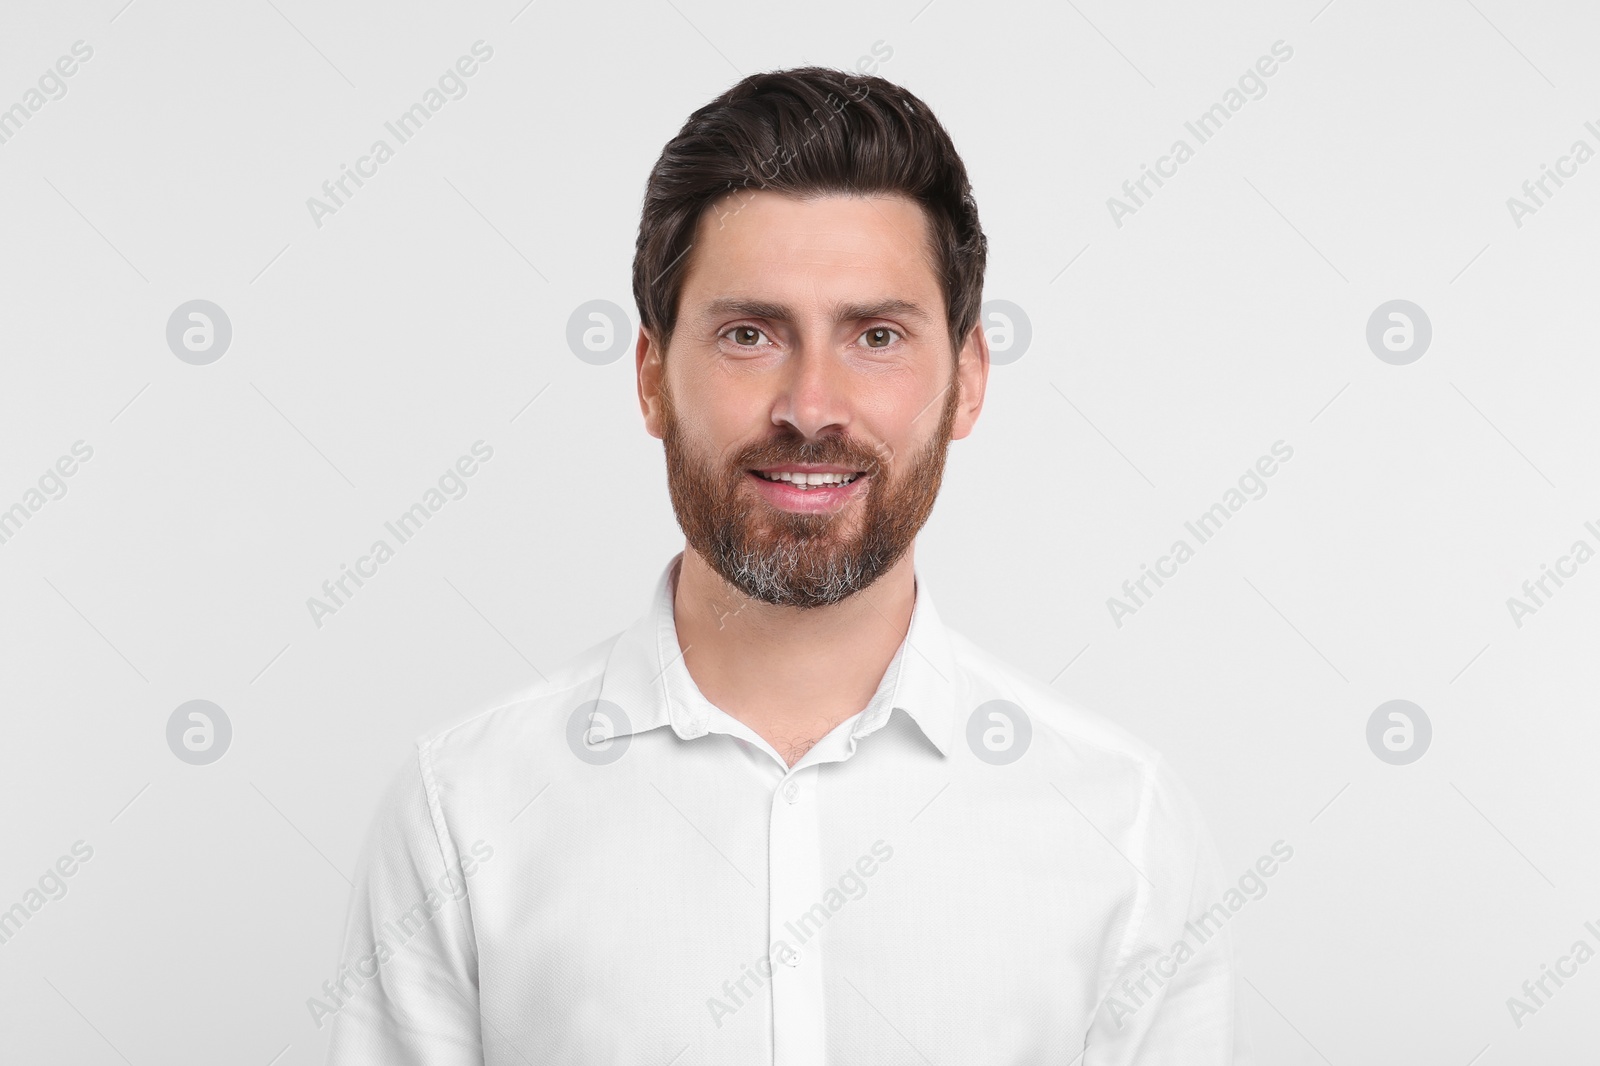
{"left": 732, "top": 433, "right": 888, "bottom": 476}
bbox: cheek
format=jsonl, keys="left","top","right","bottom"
{"left": 668, "top": 400, "right": 755, "bottom": 471}
{"left": 677, "top": 375, "right": 773, "bottom": 444}
{"left": 690, "top": 408, "right": 762, "bottom": 463}
{"left": 866, "top": 387, "right": 939, "bottom": 460}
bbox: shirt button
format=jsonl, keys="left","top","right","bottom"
{"left": 774, "top": 944, "right": 801, "bottom": 966}
{"left": 782, "top": 780, "right": 799, "bottom": 802}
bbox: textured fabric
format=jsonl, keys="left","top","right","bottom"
{"left": 325, "top": 552, "right": 1253, "bottom": 1064}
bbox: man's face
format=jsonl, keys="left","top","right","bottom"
{"left": 638, "top": 190, "right": 986, "bottom": 609}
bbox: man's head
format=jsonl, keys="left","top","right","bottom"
{"left": 633, "top": 67, "right": 989, "bottom": 609}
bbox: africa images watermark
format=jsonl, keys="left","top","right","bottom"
{"left": 305, "top": 837, "right": 494, "bottom": 1028}
{"left": 0, "top": 39, "right": 95, "bottom": 148}
{"left": 1504, "top": 117, "right": 1600, "bottom": 229}
{"left": 0, "top": 440, "right": 94, "bottom": 548}
{"left": 0, "top": 840, "right": 95, "bottom": 948}
{"left": 1107, "top": 440, "right": 1295, "bottom": 628}
{"left": 306, "top": 440, "right": 494, "bottom": 628}
{"left": 706, "top": 838, "right": 895, "bottom": 1028}
{"left": 1102, "top": 839, "right": 1295, "bottom": 1028}
{"left": 1107, "top": 39, "right": 1295, "bottom": 228}
{"left": 1504, "top": 914, "right": 1600, "bottom": 1030}
{"left": 1504, "top": 517, "right": 1600, "bottom": 629}
{"left": 305, "top": 40, "right": 495, "bottom": 228}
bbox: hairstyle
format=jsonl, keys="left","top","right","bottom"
{"left": 632, "top": 66, "right": 987, "bottom": 359}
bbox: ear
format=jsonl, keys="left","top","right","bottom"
{"left": 637, "top": 327, "right": 666, "bottom": 440}
{"left": 950, "top": 319, "right": 989, "bottom": 441}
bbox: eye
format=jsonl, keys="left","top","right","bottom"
{"left": 860, "top": 326, "right": 901, "bottom": 349}
{"left": 723, "top": 324, "right": 771, "bottom": 347}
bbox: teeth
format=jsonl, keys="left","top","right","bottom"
{"left": 755, "top": 470, "right": 860, "bottom": 488}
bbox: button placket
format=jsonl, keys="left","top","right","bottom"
{"left": 768, "top": 768, "right": 824, "bottom": 1065}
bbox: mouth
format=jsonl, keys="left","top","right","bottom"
{"left": 749, "top": 467, "right": 865, "bottom": 490}
{"left": 745, "top": 465, "right": 869, "bottom": 511}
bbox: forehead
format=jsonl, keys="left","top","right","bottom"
{"left": 678, "top": 190, "right": 941, "bottom": 314}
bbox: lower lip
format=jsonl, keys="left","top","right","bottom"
{"left": 746, "top": 471, "right": 867, "bottom": 512}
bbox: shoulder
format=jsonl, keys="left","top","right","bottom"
{"left": 946, "top": 627, "right": 1207, "bottom": 845}
{"left": 410, "top": 630, "right": 621, "bottom": 786}
{"left": 948, "top": 627, "right": 1162, "bottom": 769}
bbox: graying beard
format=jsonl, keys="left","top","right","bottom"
{"left": 715, "top": 539, "right": 881, "bottom": 608}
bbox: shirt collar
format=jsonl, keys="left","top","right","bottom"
{"left": 592, "top": 551, "right": 958, "bottom": 757}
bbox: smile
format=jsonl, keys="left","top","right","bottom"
{"left": 751, "top": 469, "right": 863, "bottom": 490}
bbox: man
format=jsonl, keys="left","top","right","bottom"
{"left": 325, "top": 67, "right": 1251, "bottom": 1064}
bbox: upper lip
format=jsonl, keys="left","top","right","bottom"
{"left": 750, "top": 464, "right": 864, "bottom": 475}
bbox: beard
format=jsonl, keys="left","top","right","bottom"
{"left": 659, "top": 374, "right": 960, "bottom": 609}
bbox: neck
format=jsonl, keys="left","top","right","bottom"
{"left": 671, "top": 545, "right": 917, "bottom": 766}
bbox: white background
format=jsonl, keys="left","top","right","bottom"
{"left": 1, "top": 0, "right": 1596, "bottom": 1062}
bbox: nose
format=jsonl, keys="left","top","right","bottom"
{"left": 772, "top": 335, "right": 851, "bottom": 441}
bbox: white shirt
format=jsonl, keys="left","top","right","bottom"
{"left": 324, "top": 552, "right": 1252, "bottom": 1064}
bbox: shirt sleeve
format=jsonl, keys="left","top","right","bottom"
{"left": 1081, "top": 754, "right": 1255, "bottom": 1065}
{"left": 323, "top": 744, "right": 484, "bottom": 1065}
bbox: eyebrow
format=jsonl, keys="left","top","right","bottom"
{"left": 699, "top": 297, "right": 933, "bottom": 325}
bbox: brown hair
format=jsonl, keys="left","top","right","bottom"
{"left": 632, "top": 66, "right": 987, "bottom": 358}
